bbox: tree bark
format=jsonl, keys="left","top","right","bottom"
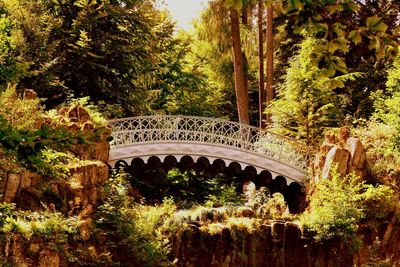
{"left": 258, "top": 0, "right": 266, "bottom": 128}
{"left": 265, "top": 5, "right": 274, "bottom": 124}
{"left": 241, "top": 4, "right": 248, "bottom": 25}
{"left": 230, "top": 7, "right": 249, "bottom": 124}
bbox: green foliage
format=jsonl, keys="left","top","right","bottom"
{"left": 125, "top": 199, "right": 177, "bottom": 267}
{"left": 300, "top": 171, "right": 396, "bottom": 242}
{"left": 355, "top": 120, "right": 400, "bottom": 175}
{"left": 282, "top": 0, "right": 399, "bottom": 67}
{"left": 0, "top": 0, "right": 178, "bottom": 114}
{"left": 1, "top": 210, "right": 81, "bottom": 241}
{"left": 96, "top": 171, "right": 177, "bottom": 266}
{"left": 362, "top": 57, "right": 400, "bottom": 175}
{"left": 0, "top": 86, "right": 107, "bottom": 180}
{"left": 0, "top": 203, "right": 15, "bottom": 228}
{"left": 386, "top": 56, "right": 400, "bottom": 93}
{"left": 268, "top": 37, "right": 344, "bottom": 145}
{"left": 0, "top": 0, "right": 56, "bottom": 83}
{"left": 373, "top": 57, "right": 400, "bottom": 131}
{"left": 150, "top": 30, "right": 226, "bottom": 117}
{"left": 205, "top": 184, "right": 244, "bottom": 207}
{"left": 261, "top": 193, "right": 289, "bottom": 220}
{"left": 0, "top": 85, "right": 42, "bottom": 131}
{"left": 0, "top": 115, "right": 89, "bottom": 177}
{"left": 244, "top": 185, "right": 290, "bottom": 220}
{"left": 160, "top": 168, "right": 243, "bottom": 207}
{"left": 272, "top": 1, "right": 400, "bottom": 119}
{"left": 96, "top": 170, "right": 132, "bottom": 234}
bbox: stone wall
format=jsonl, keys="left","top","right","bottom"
{"left": 171, "top": 221, "right": 354, "bottom": 267}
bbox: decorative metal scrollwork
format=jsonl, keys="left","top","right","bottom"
{"left": 109, "top": 115, "right": 310, "bottom": 170}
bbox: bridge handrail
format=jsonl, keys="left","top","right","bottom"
{"left": 108, "top": 115, "right": 311, "bottom": 171}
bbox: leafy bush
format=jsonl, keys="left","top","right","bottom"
{"left": 1, "top": 210, "right": 81, "bottom": 241}
{"left": 355, "top": 120, "right": 400, "bottom": 175}
{"left": 205, "top": 184, "right": 244, "bottom": 207}
{"left": 140, "top": 168, "right": 244, "bottom": 208}
{"left": 300, "top": 171, "right": 396, "bottom": 242}
{"left": 0, "top": 86, "right": 42, "bottom": 131}
{"left": 268, "top": 37, "right": 349, "bottom": 146}
{"left": 0, "top": 203, "right": 15, "bottom": 228}
{"left": 96, "top": 171, "right": 178, "bottom": 266}
{"left": 365, "top": 56, "right": 400, "bottom": 175}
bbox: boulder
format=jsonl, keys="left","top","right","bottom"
{"left": 79, "top": 219, "right": 92, "bottom": 241}
{"left": 94, "top": 141, "right": 110, "bottom": 162}
{"left": 236, "top": 206, "right": 254, "bottom": 218}
{"left": 82, "top": 121, "right": 95, "bottom": 132}
{"left": 346, "top": 137, "right": 366, "bottom": 169}
{"left": 79, "top": 204, "right": 93, "bottom": 219}
{"left": 321, "top": 147, "right": 350, "bottom": 179}
{"left": 68, "top": 105, "right": 91, "bottom": 123}
{"left": 338, "top": 126, "right": 351, "bottom": 146}
{"left": 3, "top": 173, "right": 21, "bottom": 202}
{"left": 23, "top": 89, "right": 38, "bottom": 100}
{"left": 271, "top": 221, "right": 285, "bottom": 246}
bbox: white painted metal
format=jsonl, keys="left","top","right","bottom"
{"left": 108, "top": 115, "right": 310, "bottom": 183}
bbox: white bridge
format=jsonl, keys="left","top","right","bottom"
{"left": 108, "top": 115, "right": 310, "bottom": 184}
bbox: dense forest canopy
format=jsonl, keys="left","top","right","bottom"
{"left": 0, "top": 0, "right": 400, "bottom": 266}
{"left": 0, "top": 0, "right": 399, "bottom": 138}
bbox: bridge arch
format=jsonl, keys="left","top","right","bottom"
{"left": 108, "top": 115, "right": 310, "bottom": 184}
{"left": 114, "top": 155, "right": 305, "bottom": 213}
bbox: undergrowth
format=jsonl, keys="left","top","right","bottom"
{"left": 300, "top": 170, "right": 396, "bottom": 244}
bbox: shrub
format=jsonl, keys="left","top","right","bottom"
{"left": 0, "top": 203, "right": 15, "bottom": 228}
{"left": 1, "top": 210, "right": 81, "bottom": 241}
{"left": 96, "top": 171, "right": 178, "bottom": 266}
{"left": 300, "top": 170, "right": 396, "bottom": 242}
{"left": 205, "top": 184, "right": 244, "bottom": 207}
{"left": 355, "top": 120, "right": 400, "bottom": 175}
{"left": 0, "top": 85, "right": 42, "bottom": 131}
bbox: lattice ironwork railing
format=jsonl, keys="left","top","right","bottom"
{"left": 109, "top": 115, "right": 311, "bottom": 170}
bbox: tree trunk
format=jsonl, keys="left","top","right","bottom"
{"left": 241, "top": 5, "right": 248, "bottom": 25}
{"left": 230, "top": 7, "right": 249, "bottom": 124}
{"left": 241, "top": 4, "right": 249, "bottom": 117}
{"left": 265, "top": 5, "right": 274, "bottom": 124}
{"left": 258, "top": 0, "right": 266, "bottom": 128}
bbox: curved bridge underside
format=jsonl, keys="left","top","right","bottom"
{"left": 108, "top": 116, "right": 310, "bottom": 184}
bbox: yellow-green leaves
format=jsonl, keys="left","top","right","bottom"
{"left": 348, "top": 30, "right": 362, "bottom": 44}
{"left": 328, "top": 38, "right": 349, "bottom": 53}
{"left": 326, "top": 4, "right": 343, "bottom": 14}
{"left": 366, "top": 16, "right": 388, "bottom": 34}
{"left": 74, "top": 0, "right": 96, "bottom": 8}
{"left": 223, "top": 0, "right": 243, "bottom": 10}
{"left": 75, "top": 30, "right": 91, "bottom": 48}
{"left": 287, "top": 0, "right": 303, "bottom": 15}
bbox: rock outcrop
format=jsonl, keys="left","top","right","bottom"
{"left": 1, "top": 92, "right": 111, "bottom": 211}
{"left": 314, "top": 126, "right": 368, "bottom": 181}
{"left": 172, "top": 221, "right": 354, "bottom": 267}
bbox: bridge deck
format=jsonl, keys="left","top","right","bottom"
{"left": 108, "top": 115, "right": 310, "bottom": 183}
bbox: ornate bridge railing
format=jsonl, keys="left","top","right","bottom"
{"left": 109, "top": 115, "right": 310, "bottom": 171}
